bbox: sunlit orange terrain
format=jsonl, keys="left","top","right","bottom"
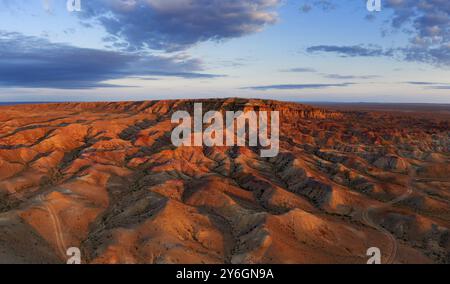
{"left": 0, "top": 99, "right": 448, "bottom": 264}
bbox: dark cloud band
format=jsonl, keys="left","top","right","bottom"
{"left": 81, "top": 0, "right": 281, "bottom": 51}
{"left": 307, "top": 45, "right": 394, "bottom": 57}
{"left": 243, "top": 82, "right": 354, "bottom": 91}
{"left": 304, "top": 0, "right": 450, "bottom": 66}
{"left": 0, "top": 31, "right": 221, "bottom": 89}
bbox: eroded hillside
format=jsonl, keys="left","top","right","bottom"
{"left": 0, "top": 99, "right": 448, "bottom": 264}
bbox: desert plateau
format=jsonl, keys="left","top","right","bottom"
{"left": 0, "top": 98, "right": 448, "bottom": 264}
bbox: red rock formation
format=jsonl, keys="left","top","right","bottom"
{"left": 0, "top": 99, "right": 448, "bottom": 264}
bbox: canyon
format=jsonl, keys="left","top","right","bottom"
{"left": 0, "top": 98, "right": 448, "bottom": 264}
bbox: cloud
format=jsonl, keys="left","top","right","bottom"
{"left": 0, "top": 31, "right": 221, "bottom": 89}
{"left": 405, "top": 81, "right": 450, "bottom": 89}
{"left": 307, "top": 45, "right": 394, "bottom": 57}
{"left": 402, "top": 45, "right": 450, "bottom": 66}
{"left": 300, "top": 0, "right": 336, "bottom": 12}
{"left": 323, "top": 74, "right": 380, "bottom": 80}
{"left": 280, "top": 67, "right": 379, "bottom": 79}
{"left": 405, "top": 81, "right": 438, "bottom": 85}
{"left": 305, "top": 0, "right": 450, "bottom": 66}
{"left": 243, "top": 82, "right": 354, "bottom": 91}
{"left": 307, "top": 44, "right": 450, "bottom": 66}
{"left": 390, "top": 0, "right": 450, "bottom": 65}
{"left": 431, "top": 85, "right": 450, "bottom": 89}
{"left": 81, "top": 0, "right": 281, "bottom": 51}
{"left": 280, "top": 67, "right": 317, "bottom": 73}
{"left": 385, "top": 0, "right": 449, "bottom": 43}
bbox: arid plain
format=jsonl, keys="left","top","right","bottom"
{"left": 0, "top": 99, "right": 448, "bottom": 264}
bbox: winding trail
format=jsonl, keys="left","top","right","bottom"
{"left": 37, "top": 195, "right": 67, "bottom": 260}
{"left": 362, "top": 171, "right": 414, "bottom": 264}
{"left": 4, "top": 188, "right": 68, "bottom": 262}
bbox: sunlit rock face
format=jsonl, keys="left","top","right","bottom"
{"left": 0, "top": 98, "right": 448, "bottom": 264}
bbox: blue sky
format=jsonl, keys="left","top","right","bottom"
{"left": 0, "top": 0, "right": 449, "bottom": 103}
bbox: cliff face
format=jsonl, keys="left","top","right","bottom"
{"left": 0, "top": 99, "right": 448, "bottom": 264}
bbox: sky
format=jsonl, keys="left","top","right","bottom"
{"left": 0, "top": 0, "right": 449, "bottom": 103}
